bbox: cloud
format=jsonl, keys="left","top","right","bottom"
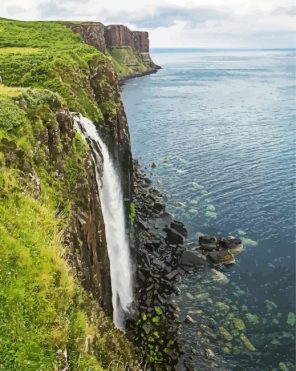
{"left": 271, "top": 5, "right": 296, "bottom": 16}
{"left": 37, "top": 0, "right": 66, "bottom": 18}
{"left": 103, "top": 5, "right": 228, "bottom": 29}
{"left": 36, "top": 0, "right": 92, "bottom": 19}
{"left": 0, "top": 0, "right": 295, "bottom": 48}
{"left": 4, "top": 5, "right": 27, "bottom": 18}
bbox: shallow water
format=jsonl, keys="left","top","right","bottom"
{"left": 122, "top": 49, "right": 296, "bottom": 370}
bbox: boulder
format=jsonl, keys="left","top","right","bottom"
{"left": 199, "top": 235, "right": 217, "bottom": 250}
{"left": 153, "top": 201, "right": 165, "bottom": 213}
{"left": 171, "top": 220, "right": 187, "bottom": 237}
{"left": 185, "top": 315, "right": 196, "bottom": 324}
{"left": 180, "top": 251, "right": 207, "bottom": 267}
{"left": 143, "top": 177, "right": 152, "bottom": 186}
{"left": 210, "top": 269, "right": 230, "bottom": 284}
{"left": 205, "top": 348, "right": 215, "bottom": 360}
{"left": 145, "top": 240, "right": 161, "bottom": 251}
{"left": 137, "top": 271, "right": 146, "bottom": 283}
{"left": 164, "top": 227, "right": 184, "bottom": 245}
{"left": 165, "top": 270, "right": 179, "bottom": 281}
{"left": 218, "top": 236, "right": 243, "bottom": 253}
{"left": 207, "top": 250, "right": 235, "bottom": 265}
{"left": 137, "top": 217, "right": 149, "bottom": 230}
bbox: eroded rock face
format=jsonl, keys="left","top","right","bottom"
{"left": 105, "top": 25, "right": 133, "bottom": 48}
{"left": 67, "top": 152, "right": 112, "bottom": 315}
{"left": 132, "top": 31, "right": 149, "bottom": 53}
{"left": 88, "top": 57, "right": 133, "bottom": 217}
{"left": 55, "top": 110, "right": 113, "bottom": 315}
{"left": 65, "top": 22, "right": 106, "bottom": 52}
{"left": 105, "top": 25, "right": 149, "bottom": 53}
{"left": 67, "top": 22, "right": 160, "bottom": 79}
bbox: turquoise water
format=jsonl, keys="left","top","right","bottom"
{"left": 122, "top": 50, "right": 296, "bottom": 369}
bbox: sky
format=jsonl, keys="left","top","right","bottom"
{"left": 1, "top": 0, "right": 296, "bottom": 48}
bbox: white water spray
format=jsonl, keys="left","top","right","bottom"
{"left": 74, "top": 114, "right": 133, "bottom": 329}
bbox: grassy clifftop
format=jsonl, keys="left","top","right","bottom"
{"left": 0, "top": 18, "right": 122, "bottom": 123}
{"left": 0, "top": 19, "right": 139, "bottom": 370}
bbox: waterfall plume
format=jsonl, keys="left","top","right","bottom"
{"left": 74, "top": 114, "right": 133, "bottom": 329}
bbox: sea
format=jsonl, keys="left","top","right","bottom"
{"left": 122, "top": 49, "right": 296, "bottom": 370}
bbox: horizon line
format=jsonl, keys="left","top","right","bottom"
{"left": 150, "top": 47, "right": 296, "bottom": 50}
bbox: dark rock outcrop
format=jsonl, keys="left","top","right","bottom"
{"left": 104, "top": 25, "right": 149, "bottom": 53}
{"left": 87, "top": 57, "right": 133, "bottom": 219}
{"left": 130, "top": 161, "right": 186, "bottom": 365}
{"left": 54, "top": 110, "right": 113, "bottom": 315}
{"left": 180, "top": 250, "right": 207, "bottom": 268}
{"left": 66, "top": 22, "right": 106, "bottom": 52}
{"left": 198, "top": 235, "right": 244, "bottom": 266}
{"left": 67, "top": 152, "right": 112, "bottom": 315}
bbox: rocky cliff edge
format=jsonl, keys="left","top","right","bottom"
{"left": 66, "top": 22, "right": 161, "bottom": 80}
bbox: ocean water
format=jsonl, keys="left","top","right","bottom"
{"left": 122, "top": 49, "right": 296, "bottom": 370}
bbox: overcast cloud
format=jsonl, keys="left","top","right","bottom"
{"left": 1, "top": 0, "right": 295, "bottom": 48}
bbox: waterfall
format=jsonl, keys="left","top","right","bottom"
{"left": 73, "top": 114, "right": 133, "bottom": 329}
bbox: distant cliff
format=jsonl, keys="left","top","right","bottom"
{"left": 67, "top": 22, "right": 160, "bottom": 80}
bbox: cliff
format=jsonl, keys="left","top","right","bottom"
{"left": 67, "top": 22, "right": 161, "bottom": 80}
{"left": 0, "top": 18, "right": 140, "bottom": 369}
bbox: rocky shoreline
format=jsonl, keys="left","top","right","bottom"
{"left": 129, "top": 160, "right": 185, "bottom": 367}
{"left": 119, "top": 65, "right": 162, "bottom": 85}
{"left": 128, "top": 160, "right": 244, "bottom": 370}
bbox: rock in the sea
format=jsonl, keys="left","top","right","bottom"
{"left": 241, "top": 237, "right": 258, "bottom": 247}
{"left": 153, "top": 201, "right": 165, "bottom": 213}
{"left": 171, "top": 220, "right": 187, "bottom": 237}
{"left": 218, "top": 236, "right": 243, "bottom": 254}
{"left": 210, "top": 269, "right": 230, "bottom": 284}
{"left": 199, "top": 235, "right": 217, "bottom": 250}
{"left": 233, "top": 318, "right": 246, "bottom": 331}
{"left": 185, "top": 315, "right": 196, "bottom": 324}
{"left": 151, "top": 161, "right": 157, "bottom": 168}
{"left": 164, "top": 227, "right": 184, "bottom": 245}
{"left": 219, "top": 327, "right": 233, "bottom": 341}
{"left": 143, "top": 177, "right": 152, "bottom": 186}
{"left": 240, "top": 333, "right": 256, "bottom": 351}
{"left": 204, "top": 348, "right": 215, "bottom": 360}
{"left": 207, "top": 250, "right": 235, "bottom": 265}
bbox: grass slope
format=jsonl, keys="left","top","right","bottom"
{"left": 0, "top": 19, "right": 140, "bottom": 370}
{"left": 0, "top": 19, "right": 108, "bottom": 122}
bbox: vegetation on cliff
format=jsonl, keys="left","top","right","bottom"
{"left": 108, "top": 48, "right": 147, "bottom": 76}
{"left": 0, "top": 18, "right": 140, "bottom": 370}
{"left": 0, "top": 18, "right": 122, "bottom": 123}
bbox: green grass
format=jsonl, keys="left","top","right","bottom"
{"left": 0, "top": 47, "right": 43, "bottom": 55}
{"left": 0, "top": 93, "right": 140, "bottom": 370}
{"left": 129, "top": 201, "right": 136, "bottom": 225}
{"left": 109, "top": 47, "right": 147, "bottom": 76}
{"left": 0, "top": 84, "right": 27, "bottom": 97}
{"left": 0, "top": 170, "right": 139, "bottom": 370}
{"left": 0, "top": 18, "right": 119, "bottom": 122}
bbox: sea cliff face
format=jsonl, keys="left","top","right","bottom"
{"left": 67, "top": 22, "right": 160, "bottom": 79}
{"left": 0, "top": 18, "right": 149, "bottom": 369}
